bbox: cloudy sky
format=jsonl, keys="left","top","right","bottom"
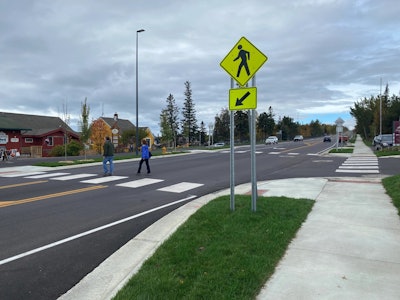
{"left": 1, "top": 0, "right": 399, "bottom": 134}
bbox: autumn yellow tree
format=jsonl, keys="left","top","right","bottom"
{"left": 90, "top": 119, "right": 111, "bottom": 154}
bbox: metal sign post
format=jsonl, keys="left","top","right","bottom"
{"left": 251, "top": 76, "right": 257, "bottom": 211}
{"left": 220, "top": 36, "right": 267, "bottom": 212}
{"left": 230, "top": 78, "right": 235, "bottom": 211}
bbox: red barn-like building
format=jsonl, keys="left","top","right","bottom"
{"left": 0, "top": 112, "right": 79, "bottom": 157}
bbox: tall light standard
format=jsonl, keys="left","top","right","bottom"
{"left": 135, "top": 29, "right": 145, "bottom": 155}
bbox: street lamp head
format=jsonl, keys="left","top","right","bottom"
{"left": 137, "top": 29, "right": 145, "bottom": 33}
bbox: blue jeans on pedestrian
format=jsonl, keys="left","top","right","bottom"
{"left": 103, "top": 156, "right": 114, "bottom": 175}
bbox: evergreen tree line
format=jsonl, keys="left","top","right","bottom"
{"left": 159, "top": 82, "right": 341, "bottom": 146}
{"left": 350, "top": 84, "right": 400, "bottom": 140}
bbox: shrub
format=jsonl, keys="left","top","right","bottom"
{"left": 49, "top": 140, "right": 84, "bottom": 157}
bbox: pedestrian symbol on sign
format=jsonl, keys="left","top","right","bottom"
{"left": 220, "top": 36, "right": 268, "bottom": 87}
{"left": 233, "top": 45, "right": 250, "bottom": 77}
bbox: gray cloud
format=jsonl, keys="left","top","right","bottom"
{"left": 1, "top": 0, "right": 400, "bottom": 133}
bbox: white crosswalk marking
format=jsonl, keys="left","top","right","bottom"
{"left": 116, "top": 178, "right": 164, "bottom": 188}
{"left": 25, "top": 172, "right": 71, "bottom": 179}
{"left": 157, "top": 182, "right": 204, "bottom": 193}
{"left": 1, "top": 168, "right": 205, "bottom": 194}
{"left": 335, "top": 156, "right": 379, "bottom": 174}
{"left": 51, "top": 174, "right": 98, "bottom": 181}
{"left": 81, "top": 176, "right": 129, "bottom": 184}
{"left": 1, "top": 171, "right": 47, "bottom": 178}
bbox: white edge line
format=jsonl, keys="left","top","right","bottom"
{"left": 0, "top": 195, "right": 197, "bottom": 266}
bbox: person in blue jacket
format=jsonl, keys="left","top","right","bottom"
{"left": 137, "top": 139, "right": 151, "bottom": 174}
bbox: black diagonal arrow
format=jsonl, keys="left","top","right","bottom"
{"left": 236, "top": 91, "right": 251, "bottom": 106}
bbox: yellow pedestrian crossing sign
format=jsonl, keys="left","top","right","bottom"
{"left": 220, "top": 36, "right": 268, "bottom": 87}
{"left": 229, "top": 87, "right": 257, "bottom": 110}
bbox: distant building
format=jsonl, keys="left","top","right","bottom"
{"left": 93, "top": 113, "right": 155, "bottom": 151}
{"left": 0, "top": 112, "right": 79, "bottom": 157}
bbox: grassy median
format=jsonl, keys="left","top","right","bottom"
{"left": 113, "top": 195, "right": 314, "bottom": 300}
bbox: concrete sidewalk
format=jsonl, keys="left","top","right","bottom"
{"left": 59, "top": 136, "right": 400, "bottom": 300}
{"left": 257, "top": 137, "right": 400, "bottom": 299}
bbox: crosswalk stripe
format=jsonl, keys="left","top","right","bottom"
{"left": 335, "top": 169, "right": 379, "bottom": 173}
{"left": 51, "top": 174, "right": 97, "bottom": 181}
{"left": 81, "top": 176, "right": 129, "bottom": 184}
{"left": 116, "top": 178, "right": 164, "bottom": 188}
{"left": 1, "top": 172, "right": 47, "bottom": 178}
{"left": 157, "top": 182, "right": 204, "bottom": 193}
{"left": 339, "top": 166, "right": 379, "bottom": 169}
{"left": 25, "top": 172, "right": 71, "bottom": 179}
{"left": 343, "top": 163, "right": 378, "bottom": 166}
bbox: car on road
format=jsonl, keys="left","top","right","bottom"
{"left": 293, "top": 135, "right": 304, "bottom": 142}
{"left": 323, "top": 135, "right": 331, "bottom": 142}
{"left": 265, "top": 136, "right": 278, "bottom": 144}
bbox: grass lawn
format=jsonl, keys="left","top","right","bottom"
{"left": 382, "top": 174, "right": 400, "bottom": 215}
{"left": 329, "top": 148, "right": 353, "bottom": 154}
{"left": 375, "top": 147, "right": 400, "bottom": 157}
{"left": 113, "top": 195, "right": 314, "bottom": 300}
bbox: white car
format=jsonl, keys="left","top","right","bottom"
{"left": 293, "top": 135, "right": 304, "bottom": 142}
{"left": 213, "top": 142, "right": 225, "bottom": 147}
{"left": 265, "top": 136, "right": 278, "bottom": 144}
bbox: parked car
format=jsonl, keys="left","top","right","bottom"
{"left": 265, "top": 136, "right": 278, "bottom": 144}
{"left": 323, "top": 135, "right": 331, "bottom": 142}
{"left": 213, "top": 142, "right": 225, "bottom": 147}
{"left": 372, "top": 135, "right": 380, "bottom": 146}
{"left": 375, "top": 134, "right": 393, "bottom": 149}
{"left": 293, "top": 135, "right": 304, "bottom": 142}
{"left": 338, "top": 135, "right": 349, "bottom": 143}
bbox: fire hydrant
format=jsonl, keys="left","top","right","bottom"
{"left": 162, "top": 146, "right": 167, "bottom": 154}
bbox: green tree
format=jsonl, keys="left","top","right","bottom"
{"left": 257, "top": 106, "right": 275, "bottom": 140}
{"left": 279, "top": 116, "right": 298, "bottom": 140}
{"left": 199, "top": 121, "right": 206, "bottom": 146}
{"left": 160, "top": 94, "right": 180, "bottom": 147}
{"left": 79, "top": 97, "right": 90, "bottom": 158}
{"left": 181, "top": 81, "right": 198, "bottom": 144}
{"left": 309, "top": 119, "right": 323, "bottom": 137}
{"left": 214, "top": 108, "right": 230, "bottom": 143}
{"left": 121, "top": 128, "right": 148, "bottom": 147}
{"left": 235, "top": 110, "right": 249, "bottom": 143}
{"left": 350, "top": 97, "right": 376, "bottom": 139}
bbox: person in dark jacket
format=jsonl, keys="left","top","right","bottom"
{"left": 102, "top": 136, "right": 114, "bottom": 176}
{"left": 137, "top": 139, "right": 151, "bottom": 174}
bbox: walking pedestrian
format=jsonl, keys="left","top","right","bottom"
{"left": 137, "top": 139, "right": 151, "bottom": 174}
{"left": 102, "top": 136, "right": 114, "bottom": 176}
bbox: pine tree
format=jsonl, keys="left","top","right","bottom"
{"left": 160, "top": 94, "right": 180, "bottom": 147}
{"left": 181, "top": 81, "right": 198, "bottom": 144}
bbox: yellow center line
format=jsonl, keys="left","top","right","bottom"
{"left": 0, "top": 180, "right": 48, "bottom": 189}
{"left": 279, "top": 142, "right": 316, "bottom": 153}
{"left": 0, "top": 185, "right": 108, "bottom": 208}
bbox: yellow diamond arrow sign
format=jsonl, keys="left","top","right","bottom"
{"left": 220, "top": 36, "right": 268, "bottom": 87}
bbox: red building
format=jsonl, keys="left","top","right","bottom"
{"left": 0, "top": 112, "right": 79, "bottom": 157}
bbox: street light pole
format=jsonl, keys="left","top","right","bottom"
{"left": 136, "top": 29, "right": 145, "bottom": 155}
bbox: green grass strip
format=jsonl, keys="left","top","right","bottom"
{"left": 114, "top": 195, "right": 314, "bottom": 300}
{"left": 382, "top": 174, "right": 400, "bottom": 216}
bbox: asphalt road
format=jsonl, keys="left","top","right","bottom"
{"left": 0, "top": 139, "right": 398, "bottom": 299}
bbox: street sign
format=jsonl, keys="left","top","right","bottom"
{"left": 220, "top": 36, "right": 268, "bottom": 87}
{"left": 229, "top": 87, "right": 257, "bottom": 110}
